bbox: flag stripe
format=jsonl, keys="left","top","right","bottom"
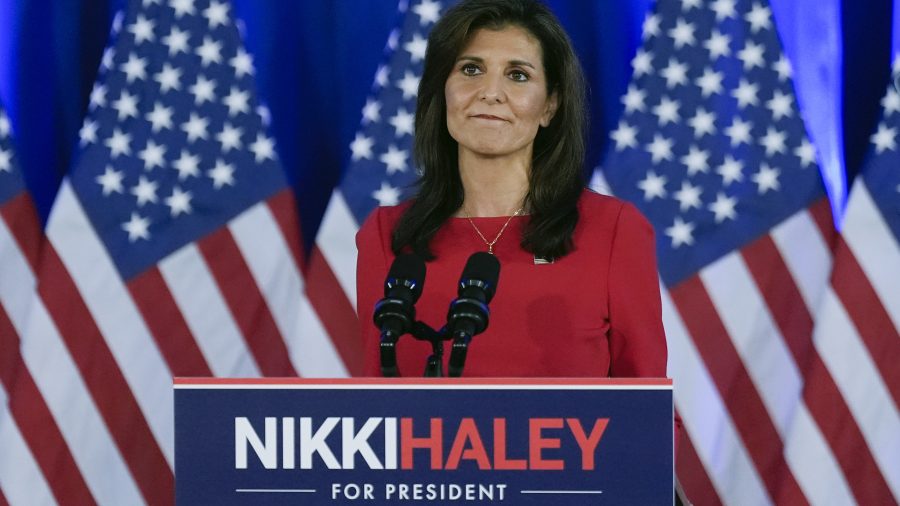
{"left": 306, "top": 247, "right": 364, "bottom": 376}
{"left": 128, "top": 267, "right": 214, "bottom": 377}
{"left": 231, "top": 201, "right": 308, "bottom": 375}
{"left": 781, "top": 407, "right": 856, "bottom": 506}
{"left": 662, "top": 286, "right": 770, "bottom": 506}
{"left": 267, "top": 188, "right": 306, "bottom": 269}
{"left": 197, "top": 227, "right": 298, "bottom": 377}
{"left": 806, "top": 197, "right": 838, "bottom": 246}
{"left": 231, "top": 200, "right": 348, "bottom": 377}
{"left": 670, "top": 276, "right": 807, "bottom": 505}
{"left": 0, "top": 221, "right": 35, "bottom": 326}
{"left": 0, "top": 480, "right": 10, "bottom": 506}
{"left": 770, "top": 203, "right": 833, "bottom": 312}
{"left": 19, "top": 287, "right": 144, "bottom": 505}
{"left": 0, "top": 310, "right": 95, "bottom": 505}
{"left": 0, "top": 192, "right": 41, "bottom": 272}
{"left": 159, "top": 243, "right": 260, "bottom": 378}
{"left": 47, "top": 185, "right": 173, "bottom": 465}
{"left": 700, "top": 252, "right": 846, "bottom": 505}
{"left": 740, "top": 235, "right": 815, "bottom": 361}
{"left": 0, "top": 387, "right": 58, "bottom": 506}
{"left": 3, "top": 187, "right": 142, "bottom": 505}
{"left": 262, "top": 192, "right": 352, "bottom": 377}
{"left": 317, "top": 191, "right": 360, "bottom": 309}
{"left": 675, "top": 428, "right": 723, "bottom": 506}
{"left": 37, "top": 243, "right": 173, "bottom": 505}
{"left": 741, "top": 237, "right": 861, "bottom": 505}
{"left": 743, "top": 234, "right": 893, "bottom": 504}
{"left": 815, "top": 289, "right": 900, "bottom": 500}
{"left": 0, "top": 193, "right": 41, "bottom": 273}
{"left": 296, "top": 293, "right": 350, "bottom": 377}
{"left": 831, "top": 239, "right": 900, "bottom": 406}
{"left": 841, "top": 183, "right": 900, "bottom": 328}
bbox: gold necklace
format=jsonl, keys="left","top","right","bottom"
{"left": 464, "top": 207, "right": 524, "bottom": 255}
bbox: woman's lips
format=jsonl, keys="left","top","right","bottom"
{"left": 471, "top": 114, "right": 507, "bottom": 121}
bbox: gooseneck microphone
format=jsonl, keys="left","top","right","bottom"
{"left": 446, "top": 252, "right": 501, "bottom": 377}
{"left": 374, "top": 253, "right": 425, "bottom": 377}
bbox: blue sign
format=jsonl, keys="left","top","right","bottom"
{"left": 175, "top": 379, "right": 673, "bottom": 505}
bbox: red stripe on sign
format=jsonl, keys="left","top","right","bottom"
{"left": 0, "top": 192, "right": 42, "bottom": 272}
{"left": 675, "top": 422, "right": 723, "bottom": 506}
{"left": 831, "top": 238, "right": 900, "bottom": 407}
{"left": 197, "top": 227, "right": 297, "bottom": 377}
{"left": 36, "top": 244, "right": 173, "bottom": 506}
{"left": 742, "top": 234, "right": 894, "bottom": 504}
{"left": 175, "top": 377, "right": 673, "bottom": 387}
{"left": 669, "top": 276, "right": 808, "bottom": 506}
{"left": 267, "top": 189, "right": 306, "bottom": 269}
{"left": 0, "top": 306, "right": 97, "bottom": 505}
{"left": 128, "top": 267, "right": 212, "bottom": 377}
{"left": 306, "top": 246, "right": 364, "bottom": 376}
{"left": 0, "top": 484, "right": 8, "bottom": 506}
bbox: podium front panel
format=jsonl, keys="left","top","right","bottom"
{"left": 175, "top": 378, "right": 673, "bottom": 505}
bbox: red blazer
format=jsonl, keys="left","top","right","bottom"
{"left": 356, "top": 190, "right": 668, "bottom": 380}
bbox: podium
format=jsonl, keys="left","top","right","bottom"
{"left": 175, "top": 378, "right": 673, "bottom": 505}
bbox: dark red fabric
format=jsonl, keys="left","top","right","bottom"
{"left": 356, "top": 190, "right": 668, "bottom": 380}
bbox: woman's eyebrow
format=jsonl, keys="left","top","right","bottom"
{"left": 456, "top": 55, "right": 536, "bottom": 69}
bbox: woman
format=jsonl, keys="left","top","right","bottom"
{"left": 356, "top": 0, "right": 666, "bottom": 380}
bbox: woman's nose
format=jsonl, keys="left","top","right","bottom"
{"left": 479, "top": 72, "right": 506, "bottom": 104}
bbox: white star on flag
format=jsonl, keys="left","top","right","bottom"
{"left": 350, "top": 133, "right": 374, "bottom": 161}
{"left": 122, "top": 212, "right": 151, "bottom": 241}
{"left": 389, "top": 107, "right": 415, "bottom": 137}
{"left": 412, "top": 0, "right": 441, "bottom": 25}
{"left": 638, "top": 170, "right": 668, "bottom": 201}
{"left": 665, "top": 216, "right": 695, "bottom": 247}
{"left": 96, "top": 165, "right": 125, "bottom": 195}
{"left": 372, "top": 181, "right": 401, "bottom": 206}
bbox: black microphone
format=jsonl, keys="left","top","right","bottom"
{"left": 373, "top": 253, "right": 425, "bottom": 377}
{"left": 446, "top": 252, "right": 500, "bottom": 377}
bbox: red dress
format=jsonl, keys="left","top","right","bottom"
{"left": 355, "top": 190, "right": 668, "bottom": 380}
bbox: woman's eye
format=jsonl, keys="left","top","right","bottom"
{"left": 460, "top": 63, "right": 482, "bottom": 76}
{"left": 508, "top": 70, "right": 529, "bottom": 82}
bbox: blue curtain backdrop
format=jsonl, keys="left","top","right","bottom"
{"left": 0, "top": 0, "right": 893, "bottom": 246}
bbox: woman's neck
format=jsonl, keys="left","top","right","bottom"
{"left": 456, "top": 149, "right": 530, "bottom": 217}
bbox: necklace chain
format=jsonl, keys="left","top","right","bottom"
{"left": 464, "top": 207, "right": 523, "bottom": 255}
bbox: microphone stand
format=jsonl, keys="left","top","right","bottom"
{"left": 410, "top": 322, "right": 447, "bottom": 377}
{"left": 382, "top": 322, "right": 475, "bottom": 377}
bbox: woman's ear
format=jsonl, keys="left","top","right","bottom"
{"left": 540, "top": 90, "right": 559, "bottom": 127}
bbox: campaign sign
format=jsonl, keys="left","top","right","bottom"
{"left": 174, "top": 378, "right": 673, "bottom": 505}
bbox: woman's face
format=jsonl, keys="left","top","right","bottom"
{"left": 444, "top": 25, "right": 558, "bottom": 161}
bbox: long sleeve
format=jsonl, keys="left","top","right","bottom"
{"left": 605, "top": 202, "right": 682, "bottom": 449}
{"left": 355, "top": 207, "right": 391, "bottom": 376}
{"left": 606, "top": 202, "right": 667, "bottom": 378}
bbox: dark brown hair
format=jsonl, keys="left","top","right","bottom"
{"left": 391, "top": 0, "right": 587, "bottom": 260}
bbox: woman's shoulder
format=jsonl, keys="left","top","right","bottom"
{"left": 577, "top": 188, "right": 652, "bottom": 229}
{"left": 366, "top": 200, "right": 412, "bottom": 225}
{"left": 578, "top": 188, "right": 628, "bottom": 216}
{"left": 358, "top": 200, "right": 412, "bottom": 238}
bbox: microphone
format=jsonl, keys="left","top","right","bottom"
{"left": 446, "top": 252, "right": 500, "bottom": 377}
{"left": 373, "top": 253, "right": 425, "bottom": 377}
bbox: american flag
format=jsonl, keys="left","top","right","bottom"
{"left": 602, "top": 0, "right": 898, "bottom": 504}
{"left": 809, "top": 53, "right": 900, "bottom": 503}
{"left": 304, "top": 0, "right": 448, "bottom": 376}
{"left": 0, "top": 0, "right": 320, "bottom": 503}
{"left": 0, "top": 103, "right": 54, "bottom": 506}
